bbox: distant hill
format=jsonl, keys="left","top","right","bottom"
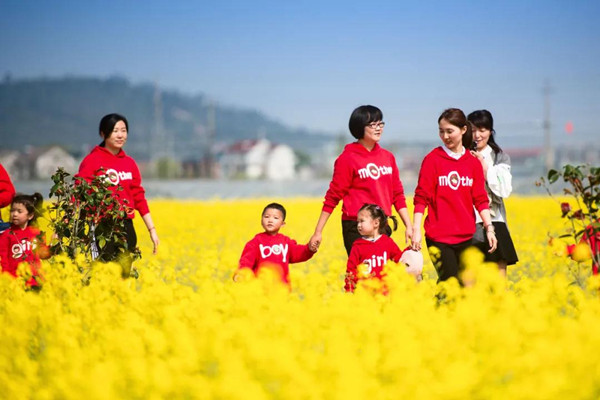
{"left": 0, "top": 76, "right": 333, "bottom": 160}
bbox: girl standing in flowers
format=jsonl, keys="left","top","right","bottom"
{"left": 77, "top": 113, "right": 159, "bottom": 270}
{"left": 0, "top": 163, "right": 16, "bottom": 233}
{"left": 0, "top": 193, "right": 50, "bottom": 288}
{"left": 468, "top": 110, "right": 518, "bottom": 276}
{"left": 309, "top": 105, "right": 413, "bottom": 256}
{"left": 346, "top": 204, "right": 423, "bottom": 292}
{"left": 412, "top": 108, "right": 497, "bottom": 283}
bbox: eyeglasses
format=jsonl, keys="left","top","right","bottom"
{"left": 366, "top": 122, "right": 385, "bottom": 129}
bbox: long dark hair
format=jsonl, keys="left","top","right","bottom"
{"left": 438, "top": 108, "right": 473, "bottom": 151}
{"left": 359, "top": 203, "right": 397, "bottom": 234}
{"left": 467, "top": 109, "right": 502, "bottom": 154}
{"left": 12, "top": 192, "right": 43, "bottom": 223}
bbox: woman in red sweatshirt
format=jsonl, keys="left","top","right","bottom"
{"left": 77, "top": 114, "right": 159, "bottom": 270}
{"left": 412, "top": 108, "right": 497, "bottom": 283}
{"left": 309, "top": 105, "right": 413, "bottom": 255}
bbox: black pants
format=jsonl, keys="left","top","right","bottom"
{"left": 426, "top": 238, "right": 472, "bottom": 284}
{"left": 97, "top": 218, "right": 137, "bottom": 262}
{"left": 342, "top": 219, "right": 392, "bottom": 256}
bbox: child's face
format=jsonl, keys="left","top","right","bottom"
{"left": 10, "top": 203, "right": 33, "bottom": 229}
{"left": 261, "top": 208, "right": 285, "bottom": 234}
{"left": 357, "top": 210, "right": 379, "bottom": 238}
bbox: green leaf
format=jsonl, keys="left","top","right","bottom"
{"left": 547, "top": 169, "right": 559, "bottom": 184}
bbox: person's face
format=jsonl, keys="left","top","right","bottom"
{"left": 261, "top": 208, "right": 285, "bottom": 234}
{"left": 102, "top": 120, "right": 128, "bottom": 154}
{"left": 357, "top": 209, "right": 379, "bottom": 238}
{"left": 362, "top": 121, "right": 385, "bottom": 145}
{"left": 438, "top": 118, "right": 466, "bottom": 152}
{"left": 10, "top": 203, "right": 33, "bottom": 229}
{"left": 473, "top": 126, "right": 491, "bottom": 151}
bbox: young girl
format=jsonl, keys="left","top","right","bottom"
{"left": 412, "top": 108, "right": 497, "bottom": 284}
{"left": 345, "top": 204, "right": 422, "bottom": 292}
{"left": 0, "top": 193, "right": 51, "bottom": 287}
{"left": 468, "top": 110, "right": 518, "bottom": 276}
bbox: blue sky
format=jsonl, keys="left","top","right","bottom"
{"left": 2, "top": 0, "right": 599, "bottom": 146}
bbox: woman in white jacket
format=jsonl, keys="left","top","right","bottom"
{"left": 468, "top": 110, "right": 518, "bottom": 276}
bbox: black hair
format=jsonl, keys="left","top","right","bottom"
{"left": 98, "top": 113, "right": 128, "bottom": 146}
{"left": 348, "top": 105, "right": 383, "bottom": 140}
{"left": 467, "top": 109, "right": 502, "bottom": 154}
{"left": 438, "top": 108, "right": 473, "bottom": 150}
{"left": 358, "top": 203, "right": 398, "bottom": 234}
{"left": 262, "top": 202, "right": 286, "bottom": 221}
{"left": 12, "top": 192, "right": 43, "bottom": 223}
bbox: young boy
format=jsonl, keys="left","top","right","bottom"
{"left": 235, "top": 203, "right": 317, "bottom": 286}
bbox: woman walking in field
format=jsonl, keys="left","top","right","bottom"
{"left": 412, "top": 108, "right": 497, "bottom": 284}
{"left": 468, "top": 110, "right": 518, "bottom": 276}
{"left": 309, "top": 105, "right": 413, "bottom": 256}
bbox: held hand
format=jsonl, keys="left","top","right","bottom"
{"left": 149, "top": 228, "right": 159, "bottom": 254}
{"left": 404, "top": 225, "right": 414, "bottom": 245}
{"left": 309, "top": 232, "right": 322, "bottom": 252}
{"left": 487, "top": 231, "right": 498, "bottom": 253}
{"left": 411, "top": 228, "right": 422, "bottom": 251}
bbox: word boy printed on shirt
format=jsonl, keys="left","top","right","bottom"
{"left": 362, "top": 250, "right": 388, "bottom": 274}
{"left": 259, "top": 243, "right": 289, "bottom": 263}
{"left": 104, "top": 168, "right": 133, "bottom": 185}
{"left": 438, "top": 170, "right": 473, "bottom": 190}
{"left": 357, "top": 163, "right": 393, "bottom": 180}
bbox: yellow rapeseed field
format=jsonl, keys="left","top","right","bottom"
{"left": 1, "top": 196, "right": 599, "bottom": 399}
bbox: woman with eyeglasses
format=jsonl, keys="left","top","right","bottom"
{"left": 309, "top": 105, "right": 413, "bottom": 256}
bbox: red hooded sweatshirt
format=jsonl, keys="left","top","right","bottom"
{"left": 414, "top": 147, "right": 489, "bottom": 244}
{"left": 0, "top": 164, "right": 15, "bottom": 209}
{"left": 238, "top": 232, "right": 315, "bottom": 285}
{"left": 323, "top": 142, "right": 407, "bottom": 220}
{"left": 77, "top": 146, "right": 149, "bottom": 219}
{"left": 345, "top": 234, "right": 404, "bottom": 292}
{"left": 0, "top": 225, "right": 49, "bottom": 287}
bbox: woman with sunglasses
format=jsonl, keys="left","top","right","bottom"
{"left": 309, "top": 105, "right": 413, "bottom": 256}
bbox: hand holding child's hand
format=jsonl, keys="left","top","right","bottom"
{"left": 308, "top": 241, "right": 319, "bottom": 253}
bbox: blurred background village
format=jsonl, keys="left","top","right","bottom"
{"left": 1, "top": 2, "right": 598, "bottom": 198}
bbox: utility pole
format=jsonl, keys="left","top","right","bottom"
{"left": 205, "top": 101, "right": 216, "bottom": 178}
{"left": 543, "top": 80, "right": 554, "bottom": 171}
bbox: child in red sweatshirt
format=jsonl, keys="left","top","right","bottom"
{"left": 0, "top": 193, "right": 51, "bottom": 288}
{"left": 412, "top": 108, "right": 497, "bottom": 284}
{"left": 346, "top": 204, "right": 423, "bottom": 292}
{"left": 235, "top": 203, "right": 317, "bottom": 287}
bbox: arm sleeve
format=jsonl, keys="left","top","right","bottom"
{"left": 287, "top": 238, "right": 315, "bottom": 263}
{"left": 345, "top": 247, "right": 360, "bottom": 292}
{"left": 389, "top": 239, "right": 403, "bottom": 263}
{"left": 322, "top": 155, "right": 353, "bottom": 213}
{"left": 130, "top": 161, "right": 150, "bottom": 217}
{"left": 391, "top": 155, "right": 407, "bottom": 212}
{"left": 0, "top": 233, "right": 9, "bottom": 271}
{"left": 486, "top": 152, "right": 512, "bottom": 198}
{"left": 238, "top": 237, "right": 258, "bottom": 270}
{"left": 76, "top": 155, "right": 98, "bottom": 183}
{"left": 472, "top": 159, "right": 490, "bottom": 212}
{"left": 413, "top": 156, "right": 434, "bottom": 214}
{"left": 0, "top": 164, "right": 15, "bottom": 209}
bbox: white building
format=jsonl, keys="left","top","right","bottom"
{"left": 220, "top": 139, "right": 296, "bottom": 180}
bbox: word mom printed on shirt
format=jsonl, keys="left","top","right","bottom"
{"left": 259, "top": 243, "right": 289, "bottom": 262}
{"left": 357, "top": 163, "right": 393, "bottom": 180}
{"left": 438, "top": 171, "right": 473, "bottom": 190}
